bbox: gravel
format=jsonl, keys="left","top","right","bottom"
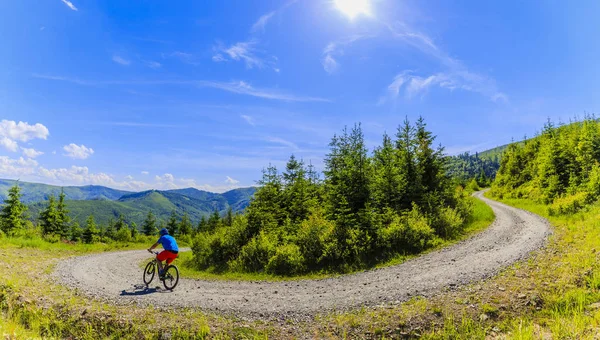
{"left": 53, "top": 192, "right": 551, "bottom": 320}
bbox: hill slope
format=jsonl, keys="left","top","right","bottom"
{"left": 0, "top": 179, "right": 131, "bottom": 203}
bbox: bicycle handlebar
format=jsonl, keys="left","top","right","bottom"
{"left": 147, "top": 249, "right": 160, "bottom": 255}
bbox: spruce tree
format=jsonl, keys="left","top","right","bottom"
{"left": 130, "top": 222, "right": 138, "bottom": 239}
{"left": 56, "top": 189, "right": 71, "bottom": 238}
{"left": 167, "top": 210, "right": 179, "bottom": 235}
{"left": 371, "top": 133, "right": 406, "bottom": 213}
{"left": 179, "top": 212, "right": 193, "bottom": 236}
{"left": 114, "top": 214, "right": 126, "bottom": 231}
{"left": 82, "top": 215, "right": 99, "bottom": 244}
{"left": 142, "top": 211, "right": 157, "bottom": 236}
{"left": 0, "top": 184, "right": 28, "bottom": 236}
{"left": 197, "top": 216, "right": 208, "bottom": 233}
{"left": 207, "top": 209, "right": 221, "bottom": 232}
{"left": 396, "top": 118, "right": 418, "bottom": 210}
{"left": 225, "top": 207, "right": 233, "bottom": 227}
{"left": 39, "top": 195, "right": 59, "bottom": 235}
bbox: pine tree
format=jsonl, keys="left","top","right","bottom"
{"left": 225, "top": 207, "right": 233, "bottom": 227}
{"left": 245, "top": 164, "right": 284, "bottom": 235}
{"left": 414, "top": 116, "right": 446, "bottom": 208}
{"left": 114, "top": 214, "right": 126, "bottom": 231}
{"left": 0, "top": 184, "right": 28, "bottom": 236}
{"left": 207, "top": 209, "right": 221, "bottom": 232}
{"left": 282, "top": 155, "right": 315, "bottom": 223}
{"left": 56, "top": 189, "right": 71, "bottom": 238}
{"left": 142, "top": 211, "right": 157, "bottom": 236}
{"left": 130, "top": 222, "right": 138, "bottom": 239}
{"left": 197, "top": 216, "right": 208, "bottom": 233}
{"left": 179, "top": 212, "right": 193, "bottom": 236}
{"left": 396, "top": 118, "right": 418, "bottom": 210}
{"left": 39, "top": 195, "right": 59, "bottom": 235}
{"left": 167, "top": 210, "right": 179, "bottom": 235}
{"left": 371, "top": 133, "right": 406, "bottom": 213}
{"left": 82, "top": 215, "right": 99, "bottom": 244}
{"left": 70, "top": 222, "right": 82, "bottom": 242}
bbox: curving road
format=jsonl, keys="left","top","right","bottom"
{"left": 54, "top": 192, "right": 551, "bottom": 318}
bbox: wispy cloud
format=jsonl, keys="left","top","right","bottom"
{"left": 213, "top": 40, "right": 278, "bottom": 71}
{"left": 381, "top": 21, "right": 507, "bottom": 103}
{"left": 163, "top": 51, "right": 200, "bottom": 66}
{"left": 31, "top": 74, "right": 331, "bottom": 102}
{"left": 60, "top": 0, "right": 77, "bottom": 11}
{"left": 112, "top": 55, "right": 131, "bottom": 66}
{"left": 251, "top": 11, "right": 276, "bottom": 33}
{"left": 322, "top": 35, "right": 370, "bottom": 74}
{"left": 144, "top": 60, "right": 161, "bottom": 69}
{"left": 241, "top": 115, "right": 256, "bottom": 126}
{"left": 266, "top": 137, "right": 299, "bottom": 150}
{"left": 21, "top": 147, "right": 44, "bottom": 158}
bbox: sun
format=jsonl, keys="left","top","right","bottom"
{"left": 334, "top": 0, "right": 372, "bottom": 20}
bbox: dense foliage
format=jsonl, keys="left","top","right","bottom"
{"left": 491, "top": 116, "right": 600, "bottom": 215}
{"left": 446, "top": 152, "right": 500, "bottom": 187}
{"left": 191, "top": 118, "right": 474, "bottom": 275}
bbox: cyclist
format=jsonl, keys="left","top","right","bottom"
{"left": 148, "top": 228, "right": 179, "bottom": 279}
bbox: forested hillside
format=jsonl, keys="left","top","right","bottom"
{"left": 491, "top": 116, "right": 600, "bottom": 214}
{"left": 192, "top": 118, "right": 476, "bottom": 275}
{"left": 27, "top": 187, "right": 256, "bottom": 227}
{"left": 446, "top": 152, "right": 500, "bottom": 186}
{"left": 0, "top": 179, "right": 131, "bottom": 203}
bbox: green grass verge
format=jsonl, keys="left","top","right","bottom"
{"left": 176, "top": 196, "right": 496, "bottom": 281}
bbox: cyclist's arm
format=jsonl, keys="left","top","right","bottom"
{"left": 148, "top": 242, "right": 160, "bottom": 252}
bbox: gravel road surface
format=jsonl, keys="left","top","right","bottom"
{"left": 54, "top": 192, "right": 551, "bottom": 319}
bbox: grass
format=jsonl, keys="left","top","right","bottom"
{"left": 176, "top": 196, "right": 496, "bottom": 282}
{"left": 6, "top": 192, "right": 600, "bottom": 338}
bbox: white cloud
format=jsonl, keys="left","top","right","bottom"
{"left": 216, "top": 41, "right": 264, "bottom": 69}
{"left": 251, "top": 11, "right": 275, "bottom": 33}
{"left": 212, "top": 54, "right": 226, "bottom": 62}
{"left": 63, "top": 143, "right": 94, "bottom": 159}
{"left": 0, "top": 157, "right": 38, "bottom": 176}
{"left": 266, "top": 137, "right": 299, "bottom": 150}
{"left": 381, "top": 71, "right": 507, "bottom": 103}
{"left": 60, "top": 0, "right": 78, "bottom": 11}
{"left": 32, "top": 75, "right": 330, "bottom": 102}
{"left": 0, "top": 137, "right": 19, "bottom": 152}
{"left": 322, "top": 35, "right": 369, "bottom": 74}
{"left": 225, "top": 176, "right": 240, "bottom": 185}
{"left": 322, "top": 55, "right": 338, "bottom": 74}
{"left": 141, "top": 171, "right": 149, "bottom": 175}
{"left": 241, "top": 115, "right": 256, "bottom": 126}
{"left": 0, "top": 120, "right": 49, "bottom": 142}
{"left": 21, "top": 147, "right": 43, "bottom": 158}
{"left": 164, "top": 51, "right": 199, "bottom": 66}
{"left": 144, "top": 60, "right": 161, "bottom": 69}
{"left": 382, "top": 22, "right": 507, "bottom": 103}
{"left": 112, "top": 55, "right": 131, "bottom": 66}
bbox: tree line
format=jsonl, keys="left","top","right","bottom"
{"left": 0, "top": 185, "right": 233, "bottom": 244}
{"left": 492, "top": 115, "right": 600, "bottom": 214}
{"left": 191, "top": 118, "right": 474, "bottom": 276}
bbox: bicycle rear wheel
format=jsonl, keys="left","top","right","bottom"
{"left": 143, "top": 261, "right": 156, "bottom": 285}
{"left": 162, "top": 265, "right": 180, "bottom": 290}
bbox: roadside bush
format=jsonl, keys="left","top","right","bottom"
{"left": 295, "top": 208, "right": 334, "bottom": 269}
{"left": 266, "top": 243, "right": 305, "bottom": 275}
{"left": 548, "top": 191, "right": 591, "bottom": 216}
{"left": 436, "top": 207, "right": 465, "bottom": 239}
{"left": 233, "top": 231, "right": 277, "bottom": 273}
{"left": 114, "top": 227, "right": 132, "bottom": 243}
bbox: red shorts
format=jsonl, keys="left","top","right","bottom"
{"left": 156, "top": 250, "right": 178, "bottom": 265}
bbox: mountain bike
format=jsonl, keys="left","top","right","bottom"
{"left": 143, "top": 251, "right": 180, "bottom": 290}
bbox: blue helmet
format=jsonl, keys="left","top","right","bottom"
{"left": 159, "top": 228, "right": 169, "bottom": 236}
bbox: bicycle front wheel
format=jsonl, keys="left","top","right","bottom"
{"left": 143, "top": 261, "right": 156, "bottom": 285}
{"left": 162, "top": 265, "right": 180, "bottom": 290}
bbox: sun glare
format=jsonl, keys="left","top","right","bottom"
{"left": 334, "top": 0, "right": 372, "bottom": 20}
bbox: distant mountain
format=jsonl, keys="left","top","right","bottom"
{"left": 0, "top": 179, "right": 131, "bottom": 203}
{"left": 27, "top": 187, "right": 256, "bottom": 227}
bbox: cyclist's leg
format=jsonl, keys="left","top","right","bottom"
{"left": 156, "top": 251, "right": 169, "bottom": 275}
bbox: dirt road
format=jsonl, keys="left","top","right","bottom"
{"left": 54, "top": 192, "right": 551, "bottom": 319}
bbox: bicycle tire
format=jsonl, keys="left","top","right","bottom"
{"left": 143, "top": 261, "right": 156, "bottom": 285}
{"left": 162, "top": 264, "right": 180, "bottom": 290}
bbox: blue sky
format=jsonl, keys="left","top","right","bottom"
{"left": 0, "top": 0, "right": 599, "bottom": 192}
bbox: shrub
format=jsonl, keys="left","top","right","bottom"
{"left": 234, "top": 231, "right": 277, "bottom": 273}
{"left": 114, "top": 227, "right": 132, "bottom": 243}
{"left": 548, "top": 191, "right": 591, "bottom": 216}
{"left": 295, "top": 208, "right": 334, "bottom": 269}
{"left": 266, "top": 243, "right": 305, "bottom": 275}
{"left": 437, "top": 206, "right": 465, "bottom": 239}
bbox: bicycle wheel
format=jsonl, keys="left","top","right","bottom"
{"left": 143, "top": 261, "right": 156, "bottom": 285}
{"left": 162, "top": 265, "right": 180, "bottom": 290}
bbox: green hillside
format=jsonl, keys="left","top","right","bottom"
{"left": 19, "top": 185, "right": 256, "bottom": 227}
{"left": 0, "top": 179, "right": 131, "bottom": 203}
